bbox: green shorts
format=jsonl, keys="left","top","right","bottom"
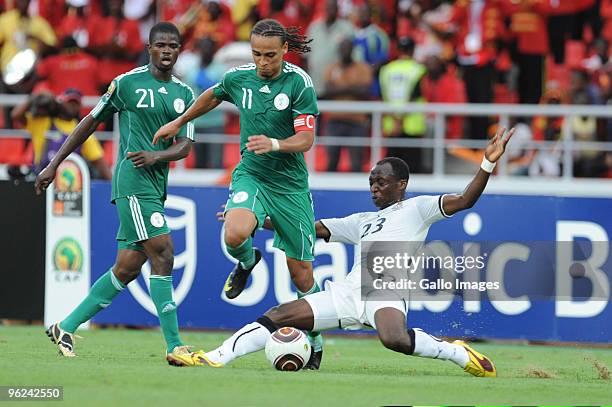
{"left": 115, "top": 195, "right": 170, "bottom": 251}
{"left": 225, "top": 172, "right": 315, "bottom": 261}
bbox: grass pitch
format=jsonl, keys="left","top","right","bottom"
{"left": 1, "top": 326, "right": 610, "bottom": 406}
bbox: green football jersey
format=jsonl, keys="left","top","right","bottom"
{"left": 91, "top": 65, "right": 195, "bottom": 202}
{"left": 212, "top": 61, "right": 319, "bottom": 194}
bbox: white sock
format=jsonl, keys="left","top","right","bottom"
{"left": 205, "top": 322, "right": 270, "bottom": 365}
{"left": 411, "top": 328, "right": 469, "bottom": 367}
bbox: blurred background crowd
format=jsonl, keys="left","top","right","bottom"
{"left": 1, "top": 0, "right": 612, "bottom": 178}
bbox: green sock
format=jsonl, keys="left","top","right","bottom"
{"left": 297, "top": 281, "right": 324, "bottom": 352}
{"left": 60, "top": 268, "right": 125, "bottom": 333}
{"left": 227, "top": 237, "right": 255, "bottom": 269}
{"left": 149, "top": 275, "right": 183, "bottom": 353}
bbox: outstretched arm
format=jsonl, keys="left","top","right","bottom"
{"left": 34, "top": 114, "right": 102, "bottom": 195}
{"left": 153, "top": 87, "right": 222, "bottom": 145}
{"left": 442, "top": 127, "right": 515, "bottom": 216}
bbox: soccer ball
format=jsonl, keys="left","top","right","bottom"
{"left": 265, "top": 327, "right": 311, "bottom": 371}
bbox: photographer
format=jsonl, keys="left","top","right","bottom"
{"left": 11, "top": 89, "right": 111, "bottom": 179}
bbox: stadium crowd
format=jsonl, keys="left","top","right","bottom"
{"left": 1, "top": 0, "right": 611, "bottom": 177}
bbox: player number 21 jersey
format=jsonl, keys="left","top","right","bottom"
{"left": 91, "top": 65, "right": 195, "bottom": 202}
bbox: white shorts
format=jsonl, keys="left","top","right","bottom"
{"left": 303, "top": 280, "right": 408, "bottom": 331}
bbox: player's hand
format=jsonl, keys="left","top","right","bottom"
{"left": 34, "top": 164, "right": 57, "bottom": 196}
{"left": 216, "top": 204, "right": 226, "bottom": 222}
{"left": 246, "top": 135, "right": 274, "bottom": 154}
{"left": 152, "top": 120, "right": 181, "bottom": 145}
{"left": 485, "top": 126, "right": 515, "bottom": 163}
{"left": 127, "top": 151, "right": 158, "bottom": 168}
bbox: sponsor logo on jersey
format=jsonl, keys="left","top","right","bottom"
{"left": 259, "top": 85, "right": 271, "bottom": 94}
{"left": 232, "top": 191, "right": 249, "bottom": 204}
{"left": 173, "top": 98, "right": 185, "bottom": 113}
{"left": 274, "top": 93, "right": 289, "bottom": 110}
{"left": 150, "top": 212, "right": 165, "bottom": 228}
{"left": 158, "top": 86, "right": 168, "bottom": 94}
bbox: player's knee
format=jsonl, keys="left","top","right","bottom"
{"left": 288, "top": 262, "right": 314, "bottom": 291}
{"left": 150, "top": 247, "right": 174, "bottom": 275}
{"left": 224, "top": 224, "right": 249, "bottom": 248}
{"left": 264, "top": 306, "right": 288, "bottom": 326}
{"left": 113, "top": 266, "right": 140, "bottom": 284}
{"left": 378, "top": 331, "right": 407, "bottom": 353}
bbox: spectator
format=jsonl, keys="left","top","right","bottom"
{"left": 123, "top": 0, "right": 156, "bottom": 48}
{"left": 570, "top": 91, "right": 609, "bottom": 177}
{"left": 0, "top": 0, "right": 57, "bottom": 126}
{"left": 36, "top": 35, "right": 100, "bottom": 96}
{"left": 601, "top": 0, "right": 612, "bottom": 44}
{"left": 501, "top": 0, "right": 550, "bottom": 105}
{"left": 264, "top": 0, "right": 307, "bottom": 66}
{"left": 0, "top": 0, "right": 57, "bottom": 74}
{"left": 11, "top": 89, "right": 111, "bottom": 179}
{"left": 184, "top": 37, "right": 226, "bottom": 169}
{"left": 546, "top": 0, "right": 596, "bottom": 64}
{"left": 420, "top": 55, "right": 466, "bottom": 139}
{"left": 57, "top": 0, "right": 94, "bottom": 48}
{"left": 504, "top": 119, "right": 536, "bottom": 176}
{"left": 323, "top": 37, "right": 372, "bottom": 172}
{"left": 88, "top": 0, "right": 143, "bottom": 90}
{"left": 530, "top": 85, "right": 564, "bottom": 176}
{"left": 379, "top": 37, "right": 426, "bottom": 173}
{"left": 190, "top": 1, "right": 235, "bottom": 49}
{"left": 569, "top": 69, "right": 601, "bottom": 105}
{"left": 583, "top": 37, "right": 611, "bottom": 75}
{"left": 352, "top": 3, "right": 389, "bottom": 98}
{"left": 232, "top": 0, "right": 260, "bottom": 41}
{"left": 447, "top": 0, "right": 503, "bottom": 139}
{"left": 306, "top": 0, "right": 355, "bottom": 94}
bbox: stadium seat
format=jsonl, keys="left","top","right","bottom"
{"left": 0, "top": 138, "right": 30, "bottom": 165}
{"left": 565, "top": 40, "right": 586, "bottom": 70}
{"left": 546, "top": 57, "right": 571, "bottom": 89}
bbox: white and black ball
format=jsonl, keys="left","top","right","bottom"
{"left": 265, "top": 327, "right": 311, "bottom": 371}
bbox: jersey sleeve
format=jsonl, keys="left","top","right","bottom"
{"left": 413, "top": 195, "right": 452, "bottom": 225}
{"left": 319, "top": 213, "right": 363, "bottom": 245}
{"left": 90, "top": 79, "right": 122, "bottom": 120}
{"left": 292, "top": 77, "right": 319, "bottom": 119}
{"left": 176, "top": 85, "right": 196, "bottom": 141}
{"left": 212, "top": 70, "right": 234, "bottom": 104}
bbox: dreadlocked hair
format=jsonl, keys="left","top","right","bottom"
{"left": 251, "top": 19, "right": 312, "bottom": 54}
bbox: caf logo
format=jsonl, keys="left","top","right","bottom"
{"left": 55, "top": 161, "right": 82, "bottom": 193}
{"left": 53, "top": 237, "right": 83, "bottom": 273}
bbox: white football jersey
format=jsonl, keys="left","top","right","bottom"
{"left": 320, "top": 195, "right": 451, "bottom": 290}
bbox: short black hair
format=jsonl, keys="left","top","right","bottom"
{"left": 376, "top": 157, "right": 410, "bottom": 181}
{"left": 397, "top": 37, "right": 415, "bottom": 54}
{"left": 149, "top": 22, "right": 181, "bottom": 45}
